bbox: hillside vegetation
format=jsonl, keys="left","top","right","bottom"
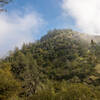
{"left": 0, "top": 29, "right": 100, "bottom": 100}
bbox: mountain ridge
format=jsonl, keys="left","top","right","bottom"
{"left": 1, "top": 29, "right": 100, "bottom": 99}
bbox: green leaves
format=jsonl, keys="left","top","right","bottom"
{"left": 30, "top": 82, "right": 100, "bottom": 100}
{"left": 0, "top": 63, "right": 21, "bottom": 100}
{"left": 1, "top": 29, "right": 100, "bottom": 99}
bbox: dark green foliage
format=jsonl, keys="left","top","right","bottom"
{"left": 1, "top": 29, "right": 100, "bottom": 99}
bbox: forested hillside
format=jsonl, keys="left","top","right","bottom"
{"left": 0, "top": 29, "right": 100, "bottom": 100}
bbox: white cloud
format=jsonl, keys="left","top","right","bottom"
{"left": 0, "top": 9, "right": 45, "bottom": 57}
{"left": 61, "top": 0, "right": 100, "bottom": 35}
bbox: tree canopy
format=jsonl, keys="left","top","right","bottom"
{"left": 0, "top": 29, "right": 100, "bottom": 100}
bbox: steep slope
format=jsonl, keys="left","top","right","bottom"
{"left": 4, "top": 29, "right": 100, "bottom": 97}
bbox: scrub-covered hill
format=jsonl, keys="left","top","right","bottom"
{"left": 1, "top": 29, "right": 100, "bottom": 100}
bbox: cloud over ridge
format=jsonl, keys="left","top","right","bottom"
{"left": 62, "top": 0, "right": 100, "bottom": 35}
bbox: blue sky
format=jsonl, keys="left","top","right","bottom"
{"left": 0, "top": 0, "right": 100, "bottom": 57}
{"left": 5, "top": 0, "right": 75, "bottom": 39}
